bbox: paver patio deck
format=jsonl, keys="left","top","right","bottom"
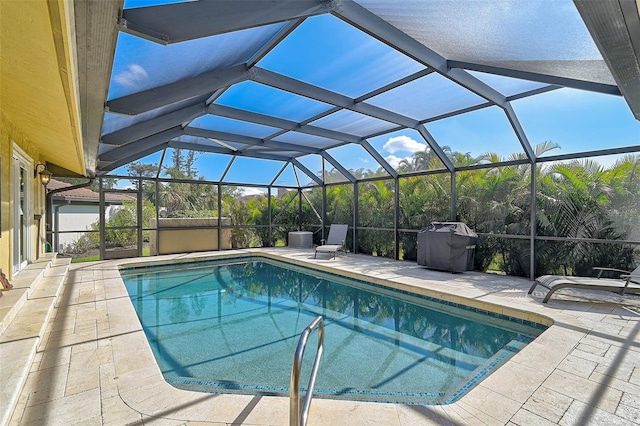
{"left": 6, "top": 248, "right": 640, "bottom": 425}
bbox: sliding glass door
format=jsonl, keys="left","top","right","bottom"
{"left": 12, "top": 154, "right": 31, "bottom": 274}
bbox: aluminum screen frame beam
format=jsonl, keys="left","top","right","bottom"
{"left": 538, "top": 144, "right": 640, "bottom": 163}
{"left": 251, "top": 67, "right": 420, "bottom": 129}
{"left": 334, "top": 0, "right": 536, "bottom": 161}
{"left": 185, "top": 127, "right": 262, "bottom": 147}
{"left": 260, "top": 141, "right": 324, "bottom": 155}
{"left": 354, "top": 68, "right": 435, "bottom": 103}
{"left": 359, "top": 139, "right": 397, "bottom": 179}
{"left": 168, "top": 141, "right": 292, "bottom": 163}
{"left": 100, "top": 127, "right": 183, "bottom": 162}
{"left": 321, "top": 152, "right": 357, "bottom": 183}
{"left": 98, "top": 143, "right": 169, "bottom": 174}
{"left": 118, "top": 0, "right": 333, "bottom": 44}
{"left": 106, "top": 65, "right": 250, "bottom": 115}
{"left": 246, "top": 19, "right": 304, "bottom": 68}
{"left": 185, "top": 127, "right": 338, "bottom": 156}
{"left": 101, "top": 103, "right": 207, "bottom": 146}
{"left": 270, "top": 163, "right": 293, "bottom": 187}
{"left": 291, "top": 159, "right": 324, "bottom": 186}
{"left": 207, "top": 104, "right": 362, "bottom": 144}
{"left": 448, "top": 60, "right": 622, "bottom": 96}
{"left": 416, "top": 125, "right": 454, "bottom": 172}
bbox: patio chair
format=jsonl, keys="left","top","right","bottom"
{"left": 314, "top": 224, "right": 348, "bottom": 259}
{"left": 529, "top": 266, "right": 640, "bottom": 303}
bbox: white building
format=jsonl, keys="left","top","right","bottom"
{"left": 48, "top": 179, "right": 134, "bottom": 253}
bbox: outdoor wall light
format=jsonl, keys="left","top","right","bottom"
{"left": 34, "top": 163, "right": 53, "bottom": 187}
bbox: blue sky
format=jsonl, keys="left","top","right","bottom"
{"left": 110, "top": 0, "right": 640, "bottom": 188}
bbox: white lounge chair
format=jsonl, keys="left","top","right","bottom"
{"left": 529, "top": 266, "right": 640, "bottom": 303}
{"left": 314, "top": 224, "right": 348, "bottom": 259}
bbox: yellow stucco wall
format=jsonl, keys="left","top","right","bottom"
{"left": 0, "top": 0, "right": 79, "bottom": 279}
{"left": 0, "top": 0, "right": 84, "bottom": 175}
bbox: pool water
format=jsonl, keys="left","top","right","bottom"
{"left": 120, "top": 256, "right": 545, "bottom": 405}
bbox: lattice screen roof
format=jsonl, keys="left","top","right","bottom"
{"left": 88, "top": 0, "right": 640, "bottom": 185}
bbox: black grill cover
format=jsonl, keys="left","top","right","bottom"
{"left": 417, "top": 222, "right": 477, "bottom": 272}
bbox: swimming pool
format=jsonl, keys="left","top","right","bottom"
{"left": 120, "top": 256, "right": 546, "bottom": 405}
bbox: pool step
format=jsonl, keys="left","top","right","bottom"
{"left": 0, "top": 254, "right": 70, "bottom": 426}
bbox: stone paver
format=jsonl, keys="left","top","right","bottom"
{"left": 6, "top": 249, "right": 640, "bottom": 425}
{"left": 522, "top": 386, "right": 573, "bottom": 423}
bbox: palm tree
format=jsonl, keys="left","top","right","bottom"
{"left": 536, "top": 153, "right": 638, "bottom": 275}
{"left": 357, "top": 179, "right": 395, "bottom": 257}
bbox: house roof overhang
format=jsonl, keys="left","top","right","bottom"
{"left": 1, "top": 1, "right": 95, "bottom": 175}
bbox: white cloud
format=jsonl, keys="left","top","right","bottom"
{"left": 114, "top": 64, "right": 149, "bottom": 88}
{"left": 384, "top": 154, "right": 411, "bottom": 169}
{"left": 383, "top": 135, "right": 426, "bottom": 154}
{"left": 241, "top": 187, "right": 266, "bottom": 197}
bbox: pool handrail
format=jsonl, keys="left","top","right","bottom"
{"left": 290, "top": 315, "right": 324, "bottom": 426}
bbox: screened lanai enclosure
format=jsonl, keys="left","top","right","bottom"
{"left": 50, "top": 0, "right": 640, "bottom": 279}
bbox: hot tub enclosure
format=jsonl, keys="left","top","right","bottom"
{"left": 418, "top": 222, "right": 477, "bottom": 273}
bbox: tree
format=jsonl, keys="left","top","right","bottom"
{"left": 167, "top": 149, "right": 198, "bottom": 179}
{"left": 357, "top": 179, "right": 395, "bottom": 257}
{"left": 127, "top": 162, "right": 158, "bottom": 189}
{"left": 397, "top": 145, "right": 452, "bottom": 173}
{"left": 536, "top": 155, "right": 639, "bottom": 275}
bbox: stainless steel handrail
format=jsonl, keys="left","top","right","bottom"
{"left": 290, "top": 316, "right": 324, "bottom": 426}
